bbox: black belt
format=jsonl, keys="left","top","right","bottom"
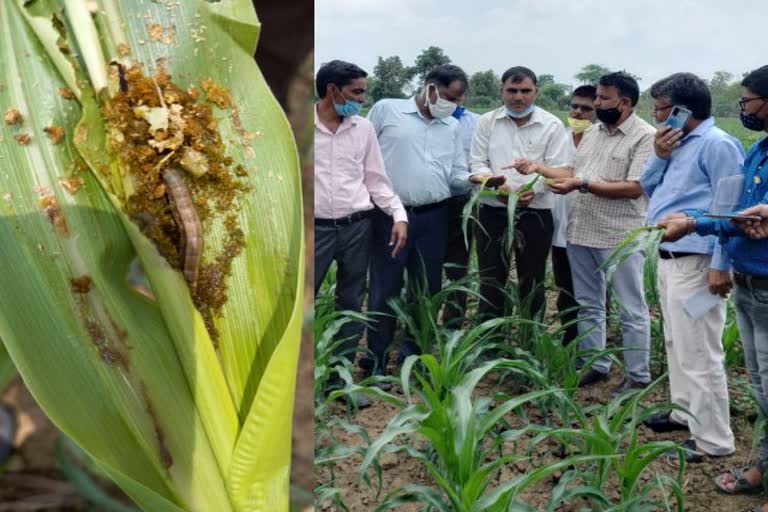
{"left": 658, "top": 249, "right": 704, "bottom": 260}
{"left": 404, "top": 199, "right": 447, "bottom": 215}
{"left": 734, "top": 272, "right": 768, "bottom": 291}
{"left": 315, "top": 209, "right": 373, "bottom": 227}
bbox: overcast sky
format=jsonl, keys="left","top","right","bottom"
{"left": 315, "top": 0, "right": 765, "bottom": 90}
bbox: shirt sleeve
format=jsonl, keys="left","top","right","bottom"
{"left": 469, "top": 114, "right": 493, "bottom": 175}
{"left": 701, "top": 137, "right": 746, "bottom": 271}
{"left": 450, "top": 123, "right": 472, "bottom": 195}
{"left": 627, "top": 131, "right": 654, "bottom": 181}
{"left": 542, "top": 121, "right": 572, "bottom": 168}
{"left": 639, "top": 153, "right": 669, "bottom": 197}
{"left": 362, "top": 122, "right": 408, "bottom": 224}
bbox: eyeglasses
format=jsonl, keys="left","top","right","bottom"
{"left": 652, "top": 105, "right": 674, "bottom": 114}
{"left": 570, "top": 103, "right": 594, "bottom": 112}
{"left": 739, "top": 97, "right": 767, "bottom": 111}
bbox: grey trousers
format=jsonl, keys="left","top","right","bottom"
{"left": 734, "top": 282, "right": 768, "bottom": 471}
{"left": 314, "top": 218, "right": 372, "bottom": 362}
{"left": 567, "top": 243, "right": 651, "bottom": 383}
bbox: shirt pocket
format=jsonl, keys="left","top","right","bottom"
{"left": 428, "top": 130, "right": 456, "bottom": 165}
{"left": 599, "top": 154, "right": 630, "bottom": 182}
{"left": 525, "top": 142, "right": 547, "bottom": 162}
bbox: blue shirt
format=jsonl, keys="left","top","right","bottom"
{"left": 640, "top": 118, "right": 745, "bottom": 270}
{"left": 693, "top": 136, "right": 768, "bottom": 276}
{"left": 457, "top": 109, "right": 480, "bottom": 164}
{"left": 367, "top": 98, "right": 471, "bottom": 206}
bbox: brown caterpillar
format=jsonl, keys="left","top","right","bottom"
{"left": 163, "top": 167, "right": 203, "bottom": 292}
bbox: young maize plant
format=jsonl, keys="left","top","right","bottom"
{"left": 0, "top": 1, "right": 303, "bottom": 511}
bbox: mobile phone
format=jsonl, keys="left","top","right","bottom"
{"left": 666, "top": 106, "right": 692, "bottom": 129}
{"left": 703, "top": 213, "right": 763, "bottom": 221}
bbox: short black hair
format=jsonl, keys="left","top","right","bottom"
{"left": 650, "top": 72, "right": 711, "bottom": 120}
{"left": 315, "top": 60, "right": 367, "bottom": 99}
{"left": 501, "top": 66, "right": 537, "bottom": 86}
{"left": 598, "top": 71, "right": 640, "bottom": 106}
{"left": 742, "top": 65, "right": 768, "bottom": 97}
{"left": 572, "top": 84, "right": 597, "bottom": 100}
{"left": 424, "top": 64, "right": 468, "bottom": 93}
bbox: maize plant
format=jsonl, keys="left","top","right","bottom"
{"left": 0, "top": 1, "right": 302, "bottom": 511}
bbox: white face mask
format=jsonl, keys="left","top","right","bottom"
{"left": 424, "top": 84, "right": 457, "bottom": 118}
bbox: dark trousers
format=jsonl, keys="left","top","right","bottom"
{"left": 551, "top": 245, "right": 579, "bottom": 345}
{"left": 443, "top": 194, "right": 473, "bottom": 327}
{"left": 365, "top": 204, "right": 448, "bottom": 372}
{"left": 314, "top": 218, "right": 372, "bottom": 363}
{"left": 475, "top": 205, "right": 553, "bottom": 320}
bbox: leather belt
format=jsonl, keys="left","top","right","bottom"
{"left": 734, "top": 272, "right": 768, "bottom": 291}
{"left": 404, "top": 199, "right": 447, "bottom": 215}
{"left": 658, "top": 249, "right": 703, "bottom": 260}
{"left": 315, "top": 209, "right": 373, "bottom": 227}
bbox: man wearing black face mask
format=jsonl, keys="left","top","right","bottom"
{"left": 549, "top": 72, "right": 655, "bottom": 396}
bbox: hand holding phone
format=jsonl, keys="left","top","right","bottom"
{"left": 666, "top": 106, "right": 692, "bottom": 129}
{"left": 703, "top": 213, "right": 763, "bottom": 221}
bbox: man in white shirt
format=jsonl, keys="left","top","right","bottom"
{"left": 469, "top": 66, "right": 572, "bottom": 322}
{"left": 314, "top": 60, "right": 408, "bottom": 396}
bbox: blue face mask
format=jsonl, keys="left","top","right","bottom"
{"left": 506, "top": 104, "right": 535, "bottom": 118}
{"left": 334, "top": 98, "right": 362, "bottom": 117}
{"left": 451, "top": 106, "right": 466, "bottom": 119}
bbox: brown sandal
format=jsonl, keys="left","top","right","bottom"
{"left": 714, "top": 467, "right": 763, "bottom": 494}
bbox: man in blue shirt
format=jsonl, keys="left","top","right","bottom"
{"left": 364, "top": 64, "right": 503, "bottom": 376}
{"left": 640, "top": 73, "right": 743, "bottom": 463}
{"left": 443, "top": 96, "right": 481, "bottom": 327}
{"left": 659, "top": 65, "right": 768, "bottom": 494}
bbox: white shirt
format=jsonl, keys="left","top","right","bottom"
{"left": 469, "top": 105, "right": 572, "bottom": 209}
{"left": 552, "top": 128, "right": 578, "bottom": 248}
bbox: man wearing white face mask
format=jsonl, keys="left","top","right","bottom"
{"left": 363, "top": 64, "right": 505, "bottom": 376}
{"left": 469, "top": 66, "right": 572, "bottom": 323}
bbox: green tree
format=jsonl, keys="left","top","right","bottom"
{"left": 538, "top": 73, "right": 555, "bottom": 86}
{"left": 575, "top": 64, "right": 611, "bottom": 85}
{"left": 409, "top": 46, "right": 452, "bottom": 85}
{"left": 467, "top": 69, "right": 499, "bottom": 108}
{"left": 708, "top": 71, "right": 740, "bottom": 116}
{"left": 368, "top": 55, "right": 413, "bottom": 102}
{"left": 537, "top": 83, "right": 571, "bottom": 111}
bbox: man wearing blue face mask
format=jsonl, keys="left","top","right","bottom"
{"left": 469, "top": 66, "right": 572, "bottom": 323}
{"left": 364, "top": 64, "right": 505, "bottom": 375}
{"left": 315, "top": 60, "right": 408, "bottom": 406}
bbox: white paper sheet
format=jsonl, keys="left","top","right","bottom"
{"left": 710, "top": 174, "right": 745, "bottom": 214}
{"left": 683, "top": 285, "right": 722, "bottom": 319}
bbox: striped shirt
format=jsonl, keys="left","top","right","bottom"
{"left": 567, "top": 113, "right": 655, "bottom": 248}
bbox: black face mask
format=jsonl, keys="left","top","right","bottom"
{"left": 596, "top": 106, "right": 622, "bottom": 125}
{"left": 740, "top": 111, "right": 766, "bottom": 131}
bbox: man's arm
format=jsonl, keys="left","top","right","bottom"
{"left": 450, "top": 124, "right": 473, "bottom": 194}
{"left": 362, "top": 123, "right": 407, "bottom": 224}
{"left": 468, "top": 115, "right": 493, "bottom": 175}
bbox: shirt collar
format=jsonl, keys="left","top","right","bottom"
{"left": 404, "top": 96, "right": 452, "bottom": 124}
{"left": 314, "top": 103, "right": 357, "bottom": 134}
{"left": 681, "top": 116, "right": 715, "bottom": 142}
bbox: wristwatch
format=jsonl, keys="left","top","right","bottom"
{"left": 578, "top": 178, "right": 590, "bottom": 194}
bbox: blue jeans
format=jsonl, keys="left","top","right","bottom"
{"left": 364, "top": 205, "right": 448, "bottom": 372}
{"left": 734, "top": 282, "right": 768, "bottom": 471}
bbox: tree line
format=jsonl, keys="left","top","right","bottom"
{"left": 363, "top": 46, "right": 747, "bottom": 117}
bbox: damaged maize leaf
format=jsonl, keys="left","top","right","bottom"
{"left": 0, "top": 1, "right": 303, "bottom": 511}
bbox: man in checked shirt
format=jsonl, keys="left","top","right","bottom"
{"left": 314, "top": 60, "right": 408, "bottom": 405}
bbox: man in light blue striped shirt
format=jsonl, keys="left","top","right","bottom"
{"left": 639, "top": 72, "right": 744, "bottom": 462}
{"left": 363, "top": 64, "right": 502, "bottom": 376}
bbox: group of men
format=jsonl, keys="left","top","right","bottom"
{"left": 314, "top": 59, "right": 768, "bottom": 496}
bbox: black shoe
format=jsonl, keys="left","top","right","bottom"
{"left": 665, "top": 438, "right": 704, "bottom": 463}
{"left": 609, "top": 378, "right": 649, "bottom": 398}
{"left": 336, "top": 392, "right": 372, "bottom": 410}
{"left": 578, "top": 368, "right": 609, "bottom": 388}
{"left": 361, "top": 368, "right": 393, "bottom": 391}
{"left": 643, "top": 412, "right": 689, "bottom": 433}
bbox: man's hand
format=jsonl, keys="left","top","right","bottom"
{"left": 657, "top": 214, "right": 693, "bottom": 242}
{"left": 548, "top": 177, "right": 581, "bottom": 195}
{"left": 389, "top": 221, "right": 408, "bottom": 258}
{"left": 497, "top": 184, "right": 512, "bottom": 204}
{"left": 708, "top": 269, "right": 733, "bottom": 298}
{"left": 470, "top": 173, "right": 507, "bottom": 189}
{"left": 503, "top": 159, "right": 542, "bottom": 175}
{"left": 734, "top": 204, "right": 768, "bottom": 239}
{"left": 518, "top": 188, "right": 535, "bottom": 207}
{"left": 654, "top": 125, "right": 684, "bottom": 160}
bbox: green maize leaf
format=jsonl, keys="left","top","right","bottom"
{"left": 0, "top": 341, "right": 17, "bottom": 393}
{"left": 1, "top": 0, "right": 303, "bottom": 510}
